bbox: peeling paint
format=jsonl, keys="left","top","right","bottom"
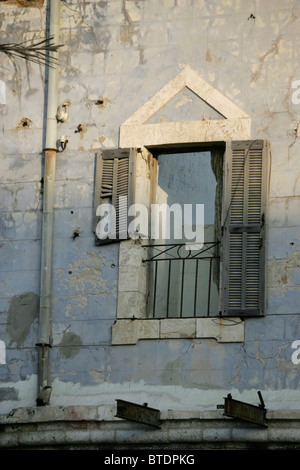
{"left": 61, "top": 250, "right": 109, "bottom": 295}
{"left": 122, "top": 0, "right": 142, "bottom": 24}
{"left": 268, "top": 251, "right": 300, "bottom": 288}
{"left": 89, "top": 369, "right": 105, "bottom": 383}
{"left": 175, "top": 93, "right": 193, "bottom": 108}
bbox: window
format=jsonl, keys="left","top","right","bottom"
{"left": 144, "top": 147, "right": 224, "bottom": 319}
{"left": 94, "top": 140, "right": 270, "bottom": 344}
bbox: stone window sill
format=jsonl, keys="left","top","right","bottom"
{"left": 112, "top": 317, "right": 244, "bottom": 345}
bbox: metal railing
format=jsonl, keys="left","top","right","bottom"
{"left": 143, "top": 242, "right": 220, "bottom": 318}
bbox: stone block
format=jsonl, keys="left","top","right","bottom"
{"left": 138, "top": 319, "right": 160, "bottom": 341}
{"left": 267, "top": 227, "right": 300, "bottom": 260}
{"left": 82, "top": 319, "right": 113, "bottom": 345}
{"left": 231, "top": 426, "right": 268, "bottom": 442}
{"left": 0, "top": 153, "right": 42, "bottom": 184}
{"left": 118, "top": 265, "right": 147, "bottom": 294}
{"left": 119, "top": 239, "right": 146, "bottom": 267}
{"left": 0, "top": 271, "right": 39, "bottom": 299}
{"left": 270, "top": 169, "right": 300, "bottom": 198}
{"left": 202, "top": 425, "right": 232, "bottom": 442}
{"left": 160, "top": 319, "right": 196, "bottom": 339}
{"left": 267, "top": 287, "right": 300, "bottom": 314}
{"left": 2, "top": 129, "right": 42, "bottom": 156}
{"left": 115, "top": 427, "right": 166, "bottom": 444}
{"left": 112, "top": 319, "right": 159, "bottom": 345}
{"left": 0, "top": 241, "right": 12, "bottom": 271}
{"left": 12, "top": 239, "right": 41, "bottom": 271}
{"left": 294, "top": 269, "right": 300, "bottom": 286}
{"left": 168, "top": 425, "right": 203, "bottom": 442}
{"left": 87, "top": 294, "right": 117, "bottom": 321}
{"left": 54, "top": 180, "right": 93, "bottom": 210}
{"left": 268, "top": 198, "right": 287, "bottom": 228}
{"left": 196, "top": 317, "right": 244, "bottom": 343}
{"left": 287, "top": 197, "right": 300, "bottom": 227}
{"left": 117, "top": 291, "right": 146, "bottom": 319}
{"left": 245, "top": 315, "right": 285, "bottom": 341}
{"left": 111, "top": 319, "right": 138, "bottom": 345}
{"left": 88, "top": 429, "right": 116, "bottom": 443}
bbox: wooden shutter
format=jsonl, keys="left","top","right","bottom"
{"left": 222, "top": 140, "right": 270, "bottom": 316}
{"left": 94, "top": 148, "right": 135, "bottom": 244}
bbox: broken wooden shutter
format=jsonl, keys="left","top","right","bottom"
{"left": 94, "top": 148, "right": 135, "bottom": 244}
{"left": 222, "top": 140, "right": 270, "bottom": 316}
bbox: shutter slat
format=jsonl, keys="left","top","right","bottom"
{"left": 94, "top": 148, "right": 135, "bottom": 244}
{"left": 100, "top": 160, "right": 114, "bottom": 197}
{"left": 222, "top": 140, "right": 269, "bottom": 317}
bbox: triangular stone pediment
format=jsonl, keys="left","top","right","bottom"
{"left": 123, "top": 66, "right": 249, "bottom": 125}
{"left": 120, "top": 66, "right": 251, "bottom": 148}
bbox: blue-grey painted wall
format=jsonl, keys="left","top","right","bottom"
{"left": 0, "top": 0, "right": 300, "bottom": 415}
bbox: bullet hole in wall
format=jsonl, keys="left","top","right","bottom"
{"left": 16, "top": 117, "right": 32, "bottom": 130}
{"left": 72, "top": 229, "right": 80, "bottom": 240}
{"left": 95, "top": 96, "right": 109, "bottom": 108}
{"left": 74, "top": 123, "right": 87, "bottom": 139}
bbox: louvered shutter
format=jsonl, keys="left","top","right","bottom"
{"left": 222, "top": 140, "right": 270, "bottom": 316}
{"left": 94, "top": 148, "right": 135, "bottom": 244}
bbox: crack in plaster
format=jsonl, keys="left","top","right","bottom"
{"left": 251, "top": 35, "right": 282, "bottom": 83}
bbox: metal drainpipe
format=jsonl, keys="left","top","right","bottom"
{"left": 37, "top": 0, "right": 61, "bottom": 406}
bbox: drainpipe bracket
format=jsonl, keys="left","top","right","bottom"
{"left": 36, "top": 343, "right": 52, "bottom": 348}
{"left": 43, "top": 148, "right": 58, "bottom": 153}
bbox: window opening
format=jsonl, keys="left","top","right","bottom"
{"left": 144, "top": 147, "right": 224, "bottom": 318}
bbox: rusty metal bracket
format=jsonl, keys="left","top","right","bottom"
{"left": 217, "top": 391, "right": 268, "bottom": 427}
{"left": 115, "top": 399, "right": 161, "bottom": 428}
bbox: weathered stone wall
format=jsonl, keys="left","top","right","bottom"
{"left": 2, "top": 405, "right": 300, "bottom": 450}
{"left": 0, "top": 0, "right": 300, "bottom": 425}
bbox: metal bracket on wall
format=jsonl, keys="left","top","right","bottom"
{"left": 217, "top": 391, "right": 268, "bottom": 427}
{"left": 115, "top": 399, "right": 161, "bottom": 428}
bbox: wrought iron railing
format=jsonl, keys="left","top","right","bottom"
{"left": 142, "top": 242, "right": 220, "bottom": 318}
